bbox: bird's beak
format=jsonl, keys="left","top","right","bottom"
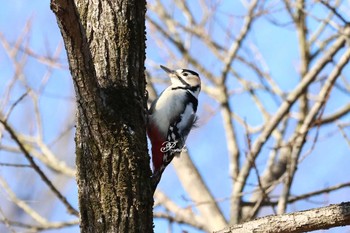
{"left": 160, "top": 65, "right": 175, "bottom": 74}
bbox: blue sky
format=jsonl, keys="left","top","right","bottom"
{"left": 1, "top": 1, "right": 350, "bottom": 233}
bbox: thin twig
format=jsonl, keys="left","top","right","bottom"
{"left": 318, "top": 0, "right": 349, "bottom": 25}
{"left": 0, "top": 162, "right": 31, "bottom": 168}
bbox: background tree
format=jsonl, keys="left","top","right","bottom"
{"left": 1, "top": 0, "right": 350, "bottom": 233}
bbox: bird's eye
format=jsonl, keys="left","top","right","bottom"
{"left": 183, "top": 72, "right": 188, "bottom": 76}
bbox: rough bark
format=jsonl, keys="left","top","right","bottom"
{"left": 215, "top": 202, "right": 350, "bottom": 233}
{"left": 51, "top": 0, "right": 153, "bottom": 232}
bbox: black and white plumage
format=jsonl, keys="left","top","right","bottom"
{"left": 147, "top": 65, "right": 201, "bottom": 191}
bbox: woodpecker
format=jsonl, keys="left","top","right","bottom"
{"left": 147, "top": 65, "right": 201, "bottom": 190}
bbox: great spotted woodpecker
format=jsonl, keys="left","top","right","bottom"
{"left": 147, "top": 65, "right": 201, "bottom": 190}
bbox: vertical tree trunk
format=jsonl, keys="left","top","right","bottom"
{"left": 51, "top": 0, "right": 153, "bottom": 232}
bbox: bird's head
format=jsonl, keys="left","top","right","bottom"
{"left": 160, "top": 65, "right": 201, "bottom": 92}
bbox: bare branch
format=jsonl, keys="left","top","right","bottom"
{"left": 278, "top": 46, "right": 350, "bottom": 213}
{"left": 337, "top": 123, "right": 350, "bottom": 147}
{"left": 215, "top": 201, "right": 350, "bottom": 233}
{"left": 232, "top": 26, "right": 350, "bottom": 219}
{"left": 221, "top": 0, "right": 259, "bottom": 83}
{"left": 318, "top": 0, "right": 349, "bottom": 25}
{"left": 0, "top": 218, "right": 78, "bottom": 231}
{"left": 0, "top": 115, "right": 78, "bottom": 216}
{"left": 154, "top": 190, "right": 207, "bottom": 231}
{"left": 0, "top": 176, "right": 50, "bottom": 225}
{"left": 309, "top": 0, "right": 342, "bottom": 45}
{"left": 172, "top": 151, "right": 227, "bottom": 231}
{"left": 313, "top": 103, "right": 350, "bottom": 126}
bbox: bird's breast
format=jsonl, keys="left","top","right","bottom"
{"left": 150, "top": 89, "right": 188, "bottom": 137}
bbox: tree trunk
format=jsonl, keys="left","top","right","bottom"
{"left": 51, "top": 0, "right": 153, "bottom": 232}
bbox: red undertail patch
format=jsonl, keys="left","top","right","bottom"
{"left": 147, "top": 124, "right": 165, "bottom": 173}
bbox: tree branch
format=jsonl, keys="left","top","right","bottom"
{"left": 0, "top": 114, "right": 79, "bottom": 216}
{"left": 215, "top": 201, "right": 350, "bottom": 233}
{"left": 231, "top": 25, "right": 350, "bottom": 222}
{"left": 154, "top": 190, "right": 207, "bottom": 231}
{"left": 172, "top": 152, "right": 227, "bottom": 231}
